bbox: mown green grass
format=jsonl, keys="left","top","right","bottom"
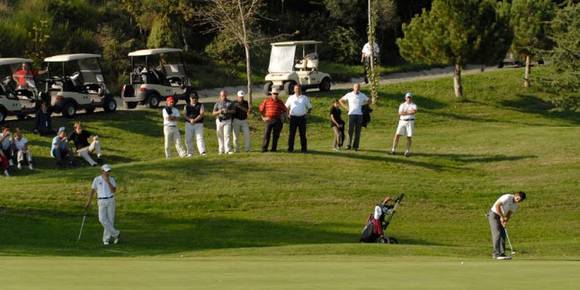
{"left": 0, "top": 68, "right": 578, "bottom": 262}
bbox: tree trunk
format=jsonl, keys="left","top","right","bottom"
{"left": 453, "top": 64, "right": 463, "bottom": 99}
{"left": 238, "top": 0, "right": 253, "bottom": 110}
{"left": 523, "top": 54, "right": 531, "bottom": 88}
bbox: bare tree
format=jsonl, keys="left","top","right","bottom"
{"left": 197, "top": 0, "right": 264, "bottom": 109}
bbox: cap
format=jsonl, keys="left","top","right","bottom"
{"left": 405, "top": 92, "right": 413, "bottom": 98}
{"left": 101, "top": 164, "right": 112, "bottom": 172}
{"left": 58, "top": 127, "right": 66, "bottom": 133}
{"left": 271, "top": 88, "right": 279, "bottom": 94}
{"left": 189, "top": 92, "right": 199, "bottom": 99}
{"left": 166, "top": 96, "right": 175, "bottom": 103}
{"left": 237, "top": 90, "right": 245, "bottom": 97}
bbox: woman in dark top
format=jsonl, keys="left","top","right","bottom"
{"left": 330, "top": 99, "right": 345, "bottom": 151}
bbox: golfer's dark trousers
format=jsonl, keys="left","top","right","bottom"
{"left": 348, "top": 114, "right": 363, "bottom": 149}
{"left": 487, "top": 211, "right": 506, "bottom": 257}
{"left": 288, "top": 115, "right": 307, "bottom": 152}
{"left": 262, "top": 118, "right": 283, "bottom": 152}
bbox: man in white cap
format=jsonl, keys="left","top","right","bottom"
{"left": 391, "top": 92, "right": 417, "bottom": 157}
{"left": 86, "top": 164, "right": 120, "bottom": 246}
{"left": 232, "top": 90, "right": 251, "bottom": 152}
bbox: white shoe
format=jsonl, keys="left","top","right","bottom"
{"left": 17, "top": 163, "right": 22, "bottom": 170}
{"left": 496, "top": 255, "right": 512, "bottom": 260}
{"left": 201, "top": 152, "right": 207, "bottom": 156}
{"left": 227, "top": 151, "right": 234, "bottom": 155}
{"left": 28, "top": 164, "right": 34, "bottom": 170}
{"left": 113, "top": 233, "right": 120, "bottom": 244}
{"left": 103, "top": 241, "right": 110, "bottom": 246}
{"left": 9, "top": 160, "right": 14, "bottom": 166}
{"left": 404, "top": 151, "right": 411, "bottom": 157}
{"left": 3, "top": 170, "right": 9, "bottom": 177}
{"left": 186, "top": 153, "right": 193, "bottom": 158}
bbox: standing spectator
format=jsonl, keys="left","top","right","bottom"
{"left": 391, "top": 92, "right": 417, "bottom": 157}
{"left": 34, "top": 101, "right": 55, "bottom": 136}
{"left": 259, "top": 88, "right": 287, "bottom": 152}
{"left": 12, "top": 62, "right": 37, "bottom": 89}
{"left": 0, "top": 151, "right": 9, "bottom": 176}
{"left": 162, "top": 96, "right": 186, "bottom": 159}
{"left": 212, "top": 90, "right": 235, "bottom": 155}
{"left": 69, "top": 121, "right": 102, "bottom": 166}
{"left": 339, "top": 83, "right": 369, "bottom": 151}
{"left": 85, "top": 164, "right": 120, "bottom": 246}
{"left": 0, "top": 127, "right": 15, "bottom": 166}
{"left": 184, "top": 92, "right": 206, "bottom": 157}
{"left": 361, "top": 41, "right": 380, "bottom": 84}
{"left": 232, "top": 90, "right": 251, "bottom": 153}
{"left": 51, "top": 127, "right": 73, "bottom": 167}
{"left": 330, "top": 99, "right": 345, "bottom": 151}
{"left": 13, "top": 128, "right": 33, "bottom": 170}
{"left": 487, "top": 191, "right": 527, "bottom": 260}
{"left": 285, "top": 84, "right": 312, "bottom": 153}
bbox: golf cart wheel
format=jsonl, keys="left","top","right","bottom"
{"left": 124, "top": 101, "right": 137, "bottom": 109}
{"left": 85, "top": 106, "right": 96, "bottom": 114}
{"left": 319, "top": 77, "right": 331, "bottom": 92}
{"left": 103, "top": 98, "right": 117, "bottom": 113}
{"left": 284, "top": 81, "right": 297, "bottom": 95}
{"left": 263, "top": 82, "right": 273, "bottom": 95}
{"left": 62, "top": 102, "right": 77, "bottom": 119}
{"left": 148, "top": 93, "right": 161, "bottom": 108}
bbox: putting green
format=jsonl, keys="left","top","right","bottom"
{"left": 1, "top": 256, "right": 578, "bottom": 290}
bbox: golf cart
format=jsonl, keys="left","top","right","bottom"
{"left": 0, "top": 58, "right": 41, "bottom": 123}
{"left": 121, "top": 48, "right": 193, "bottom": 109}
{"left": 264, "top": 40, "right": 332, "bottom": 95}
{"left": 43, "top": 54, "right": 117, "bottom": 118}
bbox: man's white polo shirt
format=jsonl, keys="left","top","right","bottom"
{"left": 491, "top": 194, "right": 518, "bottom": 216}
{"left": 92, "top": 175, "right": 117, "bottom": 199}
{"left": 285, "top": 94, "right": 312, "bottom": 116}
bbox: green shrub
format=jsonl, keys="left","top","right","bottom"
{"left": 327, "top": 26, "right": 360, "bottom": 65}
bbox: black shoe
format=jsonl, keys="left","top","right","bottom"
{"left": 96, "top": 157, "right": 103, "bottom": 164}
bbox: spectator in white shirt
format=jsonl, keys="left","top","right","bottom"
{"left": 13, "top": 128, "right": 33, "bottom": 170}
{"left": 391, "top": 92, "right": 417, "bottom": 157}
{"left": 361, "top": 42, "right": 380, "bottom": 84}
{"left": 339, "top": 83, "right": 369, "bottom": 151}
{"left": 487, "top": 191, "right": 526, "bottom": 260}
{"left": 86, "top": 164, "right": 120, "bottom": 246}
{"left": 163, "top": 96, "right": 186, "bottom": 159}
{"left": 285, "top": 85, "right": 312, "bottom": 153}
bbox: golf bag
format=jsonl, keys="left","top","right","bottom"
{"left": 359, "top": 194, "right": 405, "bottom": 244}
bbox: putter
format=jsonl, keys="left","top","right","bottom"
{"left": 504, "top": 227, "right": 516, "bottom": 255}
{"left": 77, "top": 210, "right": 88, "bottom": 242}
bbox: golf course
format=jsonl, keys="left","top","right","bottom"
{"left": 1, "top": 68, "right": 579, "bottom": 289}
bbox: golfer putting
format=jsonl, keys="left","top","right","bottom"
{"left": 85, "top": 164, "right": 120, "bottom": 245}
{"left": 487, "top": 191, "right": 526, "bottom": 260}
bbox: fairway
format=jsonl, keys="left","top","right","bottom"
{"left": 1, "top": 256, "right": 579, "bottom": 290}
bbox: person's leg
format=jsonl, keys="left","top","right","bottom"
{"left": 17, "top": 150, "right": 24, "bottom": 168}
{"left": 347, "top": 115, "right": 355, "bottom": 149}
{"left": 339, "top": 123, "right": 345, "bottom": 147}
{"left": 298, "top": 116, "right": 307, "bottom": 152}
{"left": 353, "top": 115, "right": 362, "bottom": 150}
{"left": 332, "top": 126, "right": 340, "bottom": 149}
{"left": 288, "top": 116, "right": 298, "bottom": 152}
{"left": 1, "top": 154, "right": 9, "bottom": 175}
{"left": 89, "top": 139, "right": 102, "bottom": 158}
{"left": 262, "top": 121, "right": 273, "bottom": 152}
{"left": 185, "top": 122, "right": 194, "bottom": 155}
{"left": 26, "top": 151, "right": 33, "bottom": 169}
{"left": 272, "top": 119, "right": 283, "bottom": 152}
{"left": 98, "top": 200, "right": 111, "bottom": 244}
{"left": 223, "top": 120, "right": 232, "bottom": 153}
{"left": 405, "top": 121, "right": 414, "bottom": 155}
{"left": 108, "top": 198, "right": 120, "bottom": 239}
{"left": 164, "top": 126, "right": 172, "bottom": 159}
{"left": 405, "top": 137, "right": 413, "bottom": 154}
{"left": 242, "top": 120, "right": 251, "bottom": 152}
{"left": 194, "top": 123, "right": 206, "bottom": 155}
{"left": 488, "top": 211, "right": 504, "bottom": 257}
{"left": 173, "top": 128, "right": 186, "bottom": 158}
{"left": 232, "top": 119, "right": 241, "bottom": 152}
{"left": 392, "top": 135, "right": 401, "bottom": 153}
{"left": 78, "top": 147, "right": 97, "bottom": 166}
{"left": 216, "top": 120, "right": 225, "bottom": 154}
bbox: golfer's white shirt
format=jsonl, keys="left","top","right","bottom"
{"left": 163, "top": 107, "right": 180, "bottom": 127}
{"left": 92, "top": 176, "right": 117, "bottom": 199}
{"left": 13, "top": 137, "right": 28, "bottom": 151}
{"left": 491, "top": 194, "right": 518, "bottom": 216}
{"left": 341, "top": 92, "right": 369, "bottom": 115}
{"left": 362, "top": 42, "right": 380, "bottom": 58}
{"left": 399, "top": 103, "right": 417, "bottom": 121}
{"left": 285, "top": 94, "right": 312, "bottom": 116}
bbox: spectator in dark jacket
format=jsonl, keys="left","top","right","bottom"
{"left": 34, "top": 102, "right": 55, "bottom": 136}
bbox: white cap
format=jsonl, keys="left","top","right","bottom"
{"left": 101, "top": 164, "right": 112, "bottom": 172}
{"left": 58, "top": 127, "right": 66, "bottom": 133}
{"left": 237, "top": 90, "right": 245, "bottom": 97}
{"left": 271, "top": 88, "right": 279, "bottom": 94}
{"left": 405, "top": 92, "right": 413, "bottom": 98}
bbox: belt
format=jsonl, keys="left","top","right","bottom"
{"left": 98, "top": 195, "right": 114, "bottom": 200}
{"left": 165, "top": 125, "right": 176, "bottom": 127}
{"left": 401, "top": 118, "right": 415, "bottom": 121}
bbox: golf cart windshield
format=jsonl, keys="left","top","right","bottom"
{"left": 269, "top": 45, "right": 297, "bottom": 73}
{"left": 78, "top": 58, "right": 105, "bottom": 85}
{"left": 0, "top": 63, "right": 37, "bottom": 91}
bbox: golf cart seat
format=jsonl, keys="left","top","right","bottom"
{"left": 15, "top": 89, "right": 34, "bottom": 100}
{"left": 305, "top": 53, "right": 319, "bottom": 70}
{"left": 84, "top": 83, "right": 101, "bottom": 94}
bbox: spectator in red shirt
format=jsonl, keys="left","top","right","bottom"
{"left": 12, "top": 63, "right": 36, "bottom": 89}
{"left": 258, "top": 88, "right": 287, "bottom": 152}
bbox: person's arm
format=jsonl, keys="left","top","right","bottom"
{"left": 495, "top": 202, "right": 510, "bottom": 226}
{"left": 212, "top": 103, "right": 221, "bottom": 116}
{"left": 85, "top": 189, "right": 95, "bottom": 209}
{"left": 306, "top": 97, "right": 312, "bottom": 114}
{"left": 398, "top": 105, "right": 407, "bottom": 116}
{"left": 167, "top": 109, "right": 179, "bottom": 121}
{"left": 104, "top": 176, "right": 116, "bottom": 194}
{"left": 330, "top": 113, "right": 340, "bottom": 127}
{"left": 183, "top": 106, "right": 192, "bottom": 123}
{"left": 373, "top": 206, "right": 382, "bottom": 220}
{"left": 408, "top": 104, "right": 417, "bottom": 114}
{"left": 339, "top": 96, "right": 349, "bottom": 111}
{"left": 192, "top": 104, "right": 204, "bottom": 123}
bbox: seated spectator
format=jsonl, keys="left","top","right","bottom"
{"left": 0, "top": 127, "right": 15, "bottom": 167}
{"left": 51, "top": 127, "right": 73, "bottom": 167}
{"left": 0, "top": 151, "right": 9, "bottom": 176}
{"left": 34, "top": 102, "right": 55, "bottom": 136}
{"left": 13, "top": 128, "right": 34, "bottom": 170}
{"left": 69, "top": 121, "right": 102, "bottom": 166}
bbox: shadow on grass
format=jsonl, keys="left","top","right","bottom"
{"left": 500, "top": 94, "right": 580, "bottom": 125}
{"left": 364, "top": 150, "right": 537, "bottom": 164}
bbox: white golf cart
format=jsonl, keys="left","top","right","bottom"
{"left": 43, "top": 54, "right": 117, "bottom": 118}
{"left": 264, "top": 40, "right": 332, "bottom": 95}
{"left": 121, "top": 48, "right": 193, "bottom": 109}
{"left": 0, "top": 58, "right": 41, "bottom": 123}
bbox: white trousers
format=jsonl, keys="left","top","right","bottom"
{"left": 98, "top": 198, "right": 119, "bottom": 243}
{"left": 185, "top": 122, "right": 206, "bottom": 155}
{"left": 232, "top": 118, "right": 251, "bottom": 152}
{"left": 17, "top": 150, "right": 33, "bottom": 163}
{"left": 164, "top": 126, "right": 186, "bottom": 159}
{"left": 77, "top": 140, "right": 101, "bottom": 166}
{"left": 215, "top": 119, "right": 232, "bottom": 154}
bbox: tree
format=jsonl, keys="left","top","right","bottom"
{"left": 510, "top": 0, "right": 556, "bottom": 87}
{"left": 538, "top": 1, "right": 579, "bottom": 111}
{"left": 397, "top": 0, "right": 512, "bottom": 99}
{"left": 197, "top": 0, "right": 264, "bottom": 108}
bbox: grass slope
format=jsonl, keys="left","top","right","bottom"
{"left": 0, "top": 68, "right": 578, "bottom": 261}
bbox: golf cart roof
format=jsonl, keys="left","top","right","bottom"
{"left": 271, "top": 40, "right": 322, "bottom": 46}
{"left": 0, "top": 58, "right": 33, "bottom": 66}
{"left": 128, "top": 48, "right": 183, "bottom": 57}
{"left": 44, "top": 54, "right": 102, "bottom": 62}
